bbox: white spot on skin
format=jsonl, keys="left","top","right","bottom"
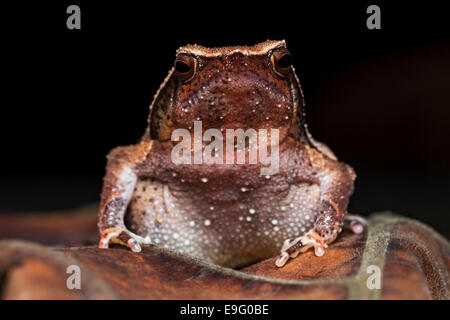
{"left": 204, "top": 219, "right": 211, "bottom": 226}
{"left": 201, "top": 177, "right": 208, "bottom": 183}
{"left": 240, "top": 187, "right": 248, "bottom": 192}
{"left": 189, "top": 221, "right": 195, "bottom": 227}
{"left": 125, "top": 163, "right": 327, "bottom": 267}
{"left": 272, "top": 219, "right": 278, "bottom": 225}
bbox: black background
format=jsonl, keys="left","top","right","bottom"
{"left": 2, "top": 2, "right": 449, "bottom": 236}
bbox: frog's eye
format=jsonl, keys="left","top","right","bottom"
{"left": 174, "top": 53, "right": 196, "bottom": 82}
{"left": 271, "top": 48, "right": 293, "bottom": 76}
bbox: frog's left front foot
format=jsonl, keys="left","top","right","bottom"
{"left": 276, "top": 215, "right": 367, "bottom": 267}
{"left": 276, "top": 230, "right": 326, "bottom": 267}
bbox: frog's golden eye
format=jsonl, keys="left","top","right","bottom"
{"left": 271, "top": 48, "right": 293, "bottom": 76}
{"left": 174, "top": 53, "right": 196, "bottom": 82}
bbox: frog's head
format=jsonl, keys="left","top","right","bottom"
{"left": 147, "top": 40, "right": 307, "bottom": 143}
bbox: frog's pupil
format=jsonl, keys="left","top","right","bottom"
{"left": 175, "top": 60, "right": 191, "bottom": 74}
{"left": 277, "top": 53, "right": 292, "bottom": 69}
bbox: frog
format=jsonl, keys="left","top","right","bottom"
{"left": 98, "top": 40, "right": 365, "bottom": 268}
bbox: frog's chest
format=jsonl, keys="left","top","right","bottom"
{"left": 125, "top": 175, "right": 321, "bottom": 268}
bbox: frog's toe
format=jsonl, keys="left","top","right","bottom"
{"left": 276, "top": 231, "right": 324, "bottom": 267}
{"left": 99, "top": 226, "right": 148, "bottom": 253}
{"left": 344, "top": 214, "right": 367, "bottom": 234}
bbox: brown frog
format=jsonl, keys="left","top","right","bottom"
{"left": 98, "top": 40, "right": 364, "bottom": 268}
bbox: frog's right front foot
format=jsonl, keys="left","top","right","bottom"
{"left": 98, "top": 226, "right": 150, "bottom": 253}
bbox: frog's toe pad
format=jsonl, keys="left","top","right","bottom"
{"left": 344, "top": 215, "right": 367, "bottom": 234}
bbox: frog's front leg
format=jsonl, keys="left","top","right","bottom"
{"left": 98, "top": 141, "right": 154, "bottom": 252}
{"left": 276, "top": 146, "right": 357, "bottom": 267}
